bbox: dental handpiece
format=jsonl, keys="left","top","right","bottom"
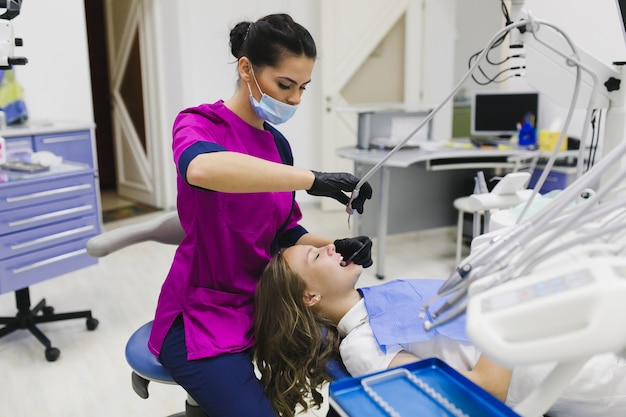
{"left": 419, "top": 277, "right": 469, "bottom": 320}
{"left": 431, "top": 279, "right": 471, "bottom": 319}
{"left": 438, "top": 263, "right": 473, "bottom": 295}
{"left": 423, "top": 299, "right": 469, "bottom": 331}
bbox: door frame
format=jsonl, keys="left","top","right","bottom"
{"left": 103, "top": 0, "right": 173, "bottom": 208}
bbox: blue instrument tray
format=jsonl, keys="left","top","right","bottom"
{"left": 329, "top": 358, "right": 519, "bottom": 417}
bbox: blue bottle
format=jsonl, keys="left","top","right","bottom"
{"left": 518, "top": 114, "right": 536, "bottom": 148}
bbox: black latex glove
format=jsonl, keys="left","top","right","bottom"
{"left": 306, "top": 171, "right": 373, "bottom": 214}
{"left": 334, "top": 236, "right": 373, "bottom": 268}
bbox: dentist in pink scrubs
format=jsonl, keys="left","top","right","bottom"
{"left": 148, "top": 13, "right": 373, "bottom": 417}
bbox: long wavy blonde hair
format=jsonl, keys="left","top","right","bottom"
{"left": 254, "top": 250, "right": 341, "bottom": 417}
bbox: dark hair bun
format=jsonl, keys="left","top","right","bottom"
{"left": 230, "top": 21, "right": 251, "bottom": 59}
{"left": 229, "top": 14, "right": 316, "bottom": 68}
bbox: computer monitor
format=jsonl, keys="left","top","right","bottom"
{"left": 470, "top": 91, "right": 539, "bottom": 138}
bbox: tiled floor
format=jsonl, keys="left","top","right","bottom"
{"left": 0, "top": 197, "right": 459, "bottom": 417}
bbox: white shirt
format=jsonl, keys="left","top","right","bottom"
{"left": 338, "top": 299, "right": 481, "bottom": 376}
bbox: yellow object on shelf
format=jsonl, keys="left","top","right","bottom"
{"left": 539, "top": 130, "right": 568, "bottom": 152}
{"left": 444, "top": 141, "right": 474, "bottom": 149}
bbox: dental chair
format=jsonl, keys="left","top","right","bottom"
{"left": 86, "top": 210, "right": 350, "bottom": 417}
{"left": 86, "top": 211, "right": 206, "bottom": 417}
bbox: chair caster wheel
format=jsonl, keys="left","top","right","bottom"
{"left": 42, "top": 306, "right": 54, "bottom": 315}
{"left": 45, "top": 347, "right": 60, "bottom": 362}
{"left": 86, "top": 317, "right": 99, "bottom": 331}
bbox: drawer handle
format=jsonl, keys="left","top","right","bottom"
{"left": 7, "top": 139, "right": 31, "bottom": 147}
{"left": 12, "top": 249, "right": 87, "bottom": 274}
{"left": 428, "top": 162, "right": 516, "bottom": 171}
{"left": 41, "top": 134, "right": 90, "bottom": 144}
{"left": 6, "top": 184, "right": 92, "bottom": 203}
{"left": 10, "top": 225, "right": 95, "bottom": 250}
{"left": 8, "top": 205, "right": 94, "bottom": 227}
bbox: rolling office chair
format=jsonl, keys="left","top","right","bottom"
{"left": 0, "top": 288, "right": 99, "bottom": 361}
{"left": 86, "top": 211, "right": 350, "bottom": 417}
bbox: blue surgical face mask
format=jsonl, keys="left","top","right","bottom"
{"left": 247, "top": 68, "right": 298, "bottom": 125}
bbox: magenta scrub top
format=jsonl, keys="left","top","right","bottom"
{"left": 148, "top": 101, "right": 307, "bottom": 360}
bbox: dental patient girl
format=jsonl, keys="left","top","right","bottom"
{"left": 254, "top": 243, "right": 626, "bottom": 417}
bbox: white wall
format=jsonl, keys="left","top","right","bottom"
{"left": 421, "top": 0, "right": 456, "bottom": 140}
{"left": 11, "top": 0, "right": 94, "bottom": 124}
{"left": 454, "top": 0, "right": 504, "bottom": 92}
{"left": 524, "top": 0, "right": 626, "bottom": 65}
{"left": 521, "top": 0, "right": 626, "bottom": 137}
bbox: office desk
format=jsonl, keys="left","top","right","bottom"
{"left": 337, "top": 142, "right": 536, "bottom": 279}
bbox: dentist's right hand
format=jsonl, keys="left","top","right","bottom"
{"left": 306, "top": 171, "right": 373, "bottom": 214}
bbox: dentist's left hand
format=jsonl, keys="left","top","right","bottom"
{"left": 334, "top": 236, "right": 373, "bottom": 268}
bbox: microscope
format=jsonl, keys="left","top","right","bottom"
{"left": 0, "top": 0, "right": 25, "bottom": 69}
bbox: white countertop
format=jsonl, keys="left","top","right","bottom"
{"left": 0, "top": 161, "right": 92, "bottom": 184}
{"left": 0, "top": 120, "right": 94, "bottom": 137}
{"left": 337, "top": 140, "right": 537, "bottom": 168}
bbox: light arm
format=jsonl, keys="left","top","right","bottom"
{"left": 86, "top": 211, "right": 184, "bottom": 258}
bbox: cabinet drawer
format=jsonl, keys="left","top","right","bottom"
{"left": 0, "top": 193, "right": 97, "bottom": 235}
{"left": 34, "top": 131, "right": 93, "bottom": 167}
{"left": 5, "top": 136, "right": 33, "bottom": 161}
{"left": 529, "top": 168, "right": 574, "bottom": 193}
{"left": 0, "top": 215, "right": 98, "bottom": 260}
{"left": 0, "top": 172, "right": 95, "bottom": 211}
{"left": 0, "top": 237, "right": 97, "bottom": 294}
